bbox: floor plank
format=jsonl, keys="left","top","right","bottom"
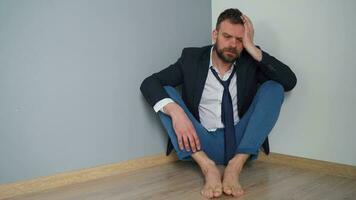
{"left": 5, "top": 161, "right": 356, "bottom": 200}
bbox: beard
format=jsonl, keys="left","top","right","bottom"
{"left": 213, "top": 42, "right": 241, "bottom": 63}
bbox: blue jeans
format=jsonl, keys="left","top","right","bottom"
{"left": 158, "top": 80, "right": 284, "bottom": 165}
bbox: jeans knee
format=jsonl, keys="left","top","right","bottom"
{"left": 260, "top": 81, "right": 284, "bottom": 102}
{"left": 163, "top": 86, "right": 184, "bottom": 103}
{"left": 163, "top": 86, "right": 179, "bottom": 97}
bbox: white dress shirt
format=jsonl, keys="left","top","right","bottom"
{"left": 153, "top": 47, "right": 239, "bottom": 131}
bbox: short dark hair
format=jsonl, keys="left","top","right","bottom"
{"left": 216, "top": 8, "right": 243, "bottom": 29}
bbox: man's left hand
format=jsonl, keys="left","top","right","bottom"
{"left": 241, "top": 14, "right": 262, "bottom": 62}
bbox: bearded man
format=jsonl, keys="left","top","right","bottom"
{"left": 140, "top": 8, "right": 297, "bottom": 198}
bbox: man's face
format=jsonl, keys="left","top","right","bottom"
{"left": 212, "top": 20, "right": 244, "bottom": 63}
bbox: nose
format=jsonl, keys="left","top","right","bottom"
{"left": 228, "top": 37, "right": 243, "bottom": 49}
{"left": 229, "top": 38, "right": 237, "bottom": 48}
{"left": 230, "top": 37, "right": 243, "bottom": 50}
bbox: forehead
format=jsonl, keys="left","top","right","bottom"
{"left": 218, "top": 20, "right": 244, "bottom": 37}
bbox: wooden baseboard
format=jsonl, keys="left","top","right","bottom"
{"left": 1, "top": 152, "right": 355, "bottom": 200}
{"left": 0, "top": 153, "right": 178, "bottom": 200}
{"left": 258, "top": 152, "right": 356, "bottom": 179}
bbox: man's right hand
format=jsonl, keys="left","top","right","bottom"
{"left": 164, "top": 102, "right": 201, "bottom": 152}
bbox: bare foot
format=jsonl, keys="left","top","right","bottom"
{"left": 200, "top": 162, "right": 223, "bottom": 199}
{"left": 222, "top": 164, "right": 244, "bottom": 197}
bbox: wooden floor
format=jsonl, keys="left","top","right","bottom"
{"left": 5, "top": 160, "right": 356, "bottom": 200}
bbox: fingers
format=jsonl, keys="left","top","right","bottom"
{"left": 172, "top": 112, "right": 201, "bottom": 152}
{"left": 241, "top": 15, "right": 250, "bottom": 35}
{"left": 240, "top": 14, "right": 254, "bottom": 47}
{"left": 188, "top": 135, "right": 196, "bottom": 152}
{"left": 244, "top": 15, "right": 252, "bottom": 24}
{"left": 182, "top": 135, "right": 190, "bottom": 151}
{"left": 178, "top": 136, "right": 184, "bottom": 150}
{"left": 187, "top": 133, "right": 200, "bottom": 152}
{"left": 241, "top": 14, "right": 254, "bottom": 31}
{"left": 188, "top": 126, "right": 201, "bottom": 152}
{"left": 241, "top": 14, "right": 251, "bottom": 24}
{"left": 193, "top": 132, "right": 201, "bottom": 151}
{"left": 185, "top": 131, "right": 199, "bottom": 152}
{"left": 177, "top": 129, "right": 201, "bottom": 152}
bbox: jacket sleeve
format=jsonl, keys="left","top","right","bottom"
{"left": 256, "top": 49, "right": 297, "bottom": 91}
{"left": 140, "top": 50, "right": 185, "bottom": 107}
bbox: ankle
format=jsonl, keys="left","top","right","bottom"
{"left": 227, "top": 160, "right": 243, "bottom": 172}
{"left": 228, "top": 154, "right": 249, "bottom": 166}
{"left": 192, "top": 151, "right": 215, "bottom": 166}
{"left": 203, "top": 159, "right": 217, "bottom": 171}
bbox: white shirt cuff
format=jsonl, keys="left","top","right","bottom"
{"left": 153, "top": 98, "right": 174, "bottom": 113}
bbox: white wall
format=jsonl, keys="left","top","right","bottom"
{"left": 212, "top": 0, "right": 356, "bottom": 166}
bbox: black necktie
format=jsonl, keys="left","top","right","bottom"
{"left": 210, "top": 66, "right": 237, "bottom": 164}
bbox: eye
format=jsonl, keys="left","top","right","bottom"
{"left": 223, "top": 34, "right": 232, "bottom": 39}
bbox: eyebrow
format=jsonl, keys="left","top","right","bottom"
{"left": 221, "top": 32, "right": 243, "bottom": 41}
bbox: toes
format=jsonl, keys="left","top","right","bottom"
{"left": 232, "top": 186, "right": 244, "bottom": 197}
{"left": 213, "top": 187, "right": 222, "bottom": 197}
{"left": 207, "top": 189, "right": 214, "bottom": 198}
{"left": 201, "top": 190, "right": 209, "bottom": 198}
{"left": 201, "top": 187, "right": 214, "bottom": 199}
{"left": 213, "top": 191, "right": 221, "bottom": 197}
{"left": 223, "top": 185, "right": 233, "bottom": 195}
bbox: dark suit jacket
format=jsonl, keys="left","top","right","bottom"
{"left": 140, "top": 45, "right": 297, "bottom": 156}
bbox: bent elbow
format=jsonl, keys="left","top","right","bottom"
{"left": 284, "top": 73, "right": 297, "bottom": 92}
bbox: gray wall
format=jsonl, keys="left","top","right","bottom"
{"left": 0, "top": 0, "right": 211, "bottom": 184}
{"left": 212, "top": 0, "right": 356, "bottom": 166}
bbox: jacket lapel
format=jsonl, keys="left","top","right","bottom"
{"left": 235, "top": 51, "right": 250, "bottom": 114}
{"left": 192, "top": 48, "right": 210, "bottom": 118}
